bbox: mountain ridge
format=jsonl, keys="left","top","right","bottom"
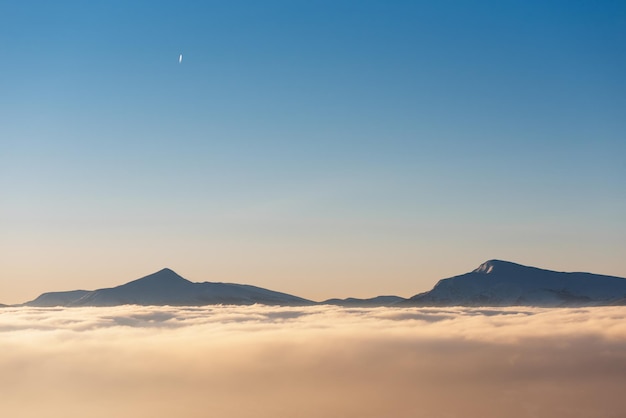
{"left": 19, "top": 260, "right": 626, "bottom": 307}
{"left": 322, "top": 295, "right": 405, "bottom": 307}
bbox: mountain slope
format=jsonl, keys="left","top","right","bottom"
{"left": 406, "top": 260, "right": 626, "bottom": 306}
{"left": 26, "top": 268, "right": 312, "bottom": 307}
{"left": 28, "top": 290, "right": 92, "bottom": 307}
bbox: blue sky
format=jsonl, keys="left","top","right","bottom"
{"left": 1, "top": 1, "right": 625, "bottom": 303}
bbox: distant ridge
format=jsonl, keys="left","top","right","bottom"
{"left": 322, "top": 295, "right": 406, "bottom": 307}
{"left": 404, "top": 260, "right": 626, "bottom": 307}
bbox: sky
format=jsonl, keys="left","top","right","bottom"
{"left": 1, "top": 0, "right": 625, "bottom": 304}
{"left": 2, "top": 305, "right": 626, "bottom": 417}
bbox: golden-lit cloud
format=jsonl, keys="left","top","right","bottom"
{"left": 1, "top": 305, "right": 625, "bottom": 418}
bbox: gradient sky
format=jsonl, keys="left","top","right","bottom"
{"left": 1, "top": 1, "right": 625, "bottom": 304}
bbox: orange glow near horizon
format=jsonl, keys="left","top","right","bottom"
{"left": 3, "top": 225, "right": 626, "bottom": 305}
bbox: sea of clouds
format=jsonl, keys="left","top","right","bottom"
{"left": 1, "top": 305, "right": 625, "bottom": 418}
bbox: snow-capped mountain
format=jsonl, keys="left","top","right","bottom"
{"left": 26, "top": 268, "right": 312, "bottom": 307}
{"left": 406, "top": 260, "right": 626, "bottom": 306}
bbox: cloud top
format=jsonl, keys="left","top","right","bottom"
{"left": 1, "top": 305, "right": 625, "bottom": 417}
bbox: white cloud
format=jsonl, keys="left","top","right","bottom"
{"left": 1, "top": 305, "right": 625, "bottom": 417}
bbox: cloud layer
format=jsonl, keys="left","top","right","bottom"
{"left": 1, "top": 305, "right": 625, "bottom": 418}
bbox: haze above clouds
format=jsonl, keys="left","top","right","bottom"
{"left": 1, "top": 305, "right": 625, "bottom": 418}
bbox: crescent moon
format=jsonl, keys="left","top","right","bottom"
{"left": 179, "top": 54, "right": 183, "bottom": 63}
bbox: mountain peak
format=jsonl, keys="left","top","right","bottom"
{"left": 128, "top": 268, "right": 191, "bottom": 286}
{"left": 473, "top": 260, "right": 527, "bottom": 274}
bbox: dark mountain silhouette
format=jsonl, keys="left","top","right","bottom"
{"left": 20, "top": 261, "right": 626, "bottom": 307}
{"left": 26, "top": 268, "right": 312, "bottom": 307}
{"left": 322, "top": 295, "right": 406, "bottom": 307}
{"left": 404, "top": 260, "right": 626, "bottom": 307}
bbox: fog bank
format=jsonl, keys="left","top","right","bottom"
{"left": 1, "top": 305, "right": 625, "bottom": 418}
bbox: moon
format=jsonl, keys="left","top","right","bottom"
{"left": 179, "top": 54, "right": 183, "bottom": 64}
